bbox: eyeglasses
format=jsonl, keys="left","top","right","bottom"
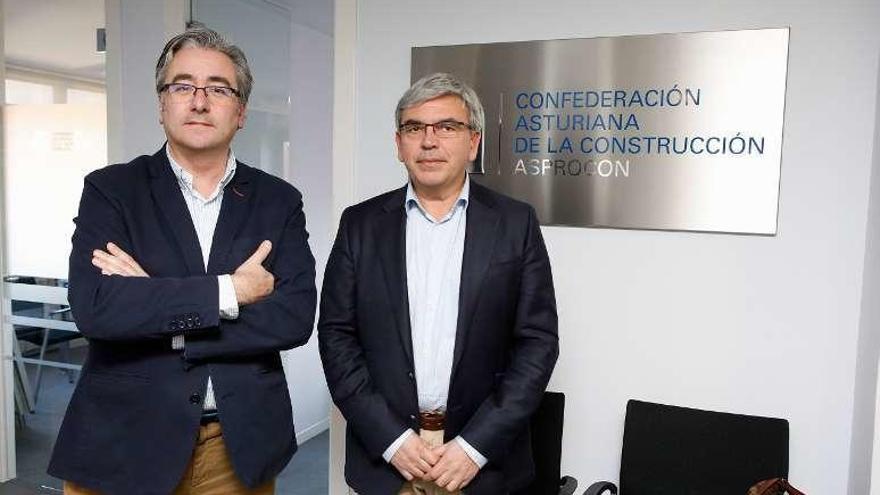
{"left": 398, "top": 120, "right": 475, "bottom": 139}
{"left": 160, "top": 83, "right": 241, "bottom": 103}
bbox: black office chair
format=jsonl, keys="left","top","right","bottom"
{"left": 585, "top": 399, "right": 789, "bottom": 495}
{"left": 513, "top": 391, "right": 578, "bottom": 495}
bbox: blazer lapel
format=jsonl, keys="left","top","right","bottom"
{"left": 377, "top": 187, "right": 415, "bottom": 368}
{"left": 452, "top": 183, "right": 500, "bottom": 375}
{"left": 207, "top": 163, "right": 253, "bottom": 275}
{"left": 148, "top": 149, "right": 206, "bottom": 276}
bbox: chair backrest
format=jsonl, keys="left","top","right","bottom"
{"left": 513, "top": 391, "right": 566, "bottom": 495}
{"left": 620, "top": 400, "right": 789, "bottom": 495}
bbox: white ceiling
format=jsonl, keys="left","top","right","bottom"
{"left": 4, "top": 0, "right": 106, "bottom": 81}
{"left": 2, "top": 0, "right": 332, "bottom": 83}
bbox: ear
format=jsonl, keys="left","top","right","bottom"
{"left": 237, "top": 104, "right": 248, "bottom": 129}
{"left": 158, "top": 95, "right": 165, "bottom": 125}
{"left": 395, "top": 131, "right": 404, "bottom": 162}
{"left": 468, "top": 131, "right": 481, "bottom": 162}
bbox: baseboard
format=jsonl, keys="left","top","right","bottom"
{"left": 296, "top": 416, "right": 329, "bottom": 444}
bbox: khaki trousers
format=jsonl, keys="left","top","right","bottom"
{"left": 398, "top": 428, "right": 461, "bottom": 495}
{"left": 64, "top": 422, "right": 275, "bottom": 495}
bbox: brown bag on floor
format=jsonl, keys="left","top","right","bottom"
{"left": 747, "top": 478, "right": 806, "bottom": 495}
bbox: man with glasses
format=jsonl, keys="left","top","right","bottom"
{"left": 319, "top": 73, "right": 558, "bottom": 494}
{"left": 48, "top": 24, "right": 316, "bottom": 495}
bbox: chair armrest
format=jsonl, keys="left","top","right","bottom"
{"left": 583, "top": 481, "right": 618, "bottom": 495}
{"left": 559, "top": 475, "right": 578, "bottom": 495}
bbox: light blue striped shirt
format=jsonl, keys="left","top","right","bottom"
{"left": 405, "top": 179, "right": 468, "bottom": 413}
{"left": 382, "top": 175, "right": 487, "bottom": 467}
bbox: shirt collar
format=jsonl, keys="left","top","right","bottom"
{"left": 165, "top": 144, "right": 237, "bottom": 202}
{"left": 405, "top": 174, "right": 470, "bottom": 223}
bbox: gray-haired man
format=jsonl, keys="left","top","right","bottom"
{"left": 48, "top": 24, "right": 316, "bottom": 495}
{"left": 319, "top": 73, "right": 559, "bottom": 494}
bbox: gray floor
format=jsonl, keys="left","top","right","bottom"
{"left": 2, "top": 345, "right": 329, "bottom": 494}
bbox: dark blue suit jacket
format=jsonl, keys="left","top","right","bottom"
{"left": 318, "top": 181, "right": 558, "bottom": 494}
{"left": 48, "top": 147, "right": 317, "bottom": 495}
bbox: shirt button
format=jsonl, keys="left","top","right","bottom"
{"left": 189, "top": 393, "right": 202, "bottom": 405}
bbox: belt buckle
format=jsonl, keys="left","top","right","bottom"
{"left": 200, "top": 411, "right": 220, "bottom": 425}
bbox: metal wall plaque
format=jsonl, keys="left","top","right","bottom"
{"left": 412, "top": 29, "right": 789, "bottom": 234}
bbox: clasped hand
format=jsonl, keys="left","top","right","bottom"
{"left": 390, "top": 435, "right": 479, "bottom": 492}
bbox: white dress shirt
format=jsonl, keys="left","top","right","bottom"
{"left": 166, "top": 145, "right": 239, "bottom": 411}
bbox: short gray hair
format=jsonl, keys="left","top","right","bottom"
{"left": 155, "top": 22, "right": 253, "bottom": 104}
{"left": 395, "top": 73, "right": 485, "bottom": 133}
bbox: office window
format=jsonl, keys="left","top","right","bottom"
{"left": 5, "top": 79, "right": 53, "bottom": 104}
{"left": 67, "top": 87, "right": 104, "bottom": 105}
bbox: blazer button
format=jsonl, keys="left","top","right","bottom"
{"left": 407, "top": 372, "right": 414, "bottom": 380}
{"left": 409, "top": 414, "right": 416, "bottom": 420}
{"left": 189, "top": 393, "right": 202, "bottom": 405}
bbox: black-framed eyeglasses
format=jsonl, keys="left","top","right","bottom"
{"left": 397, "top": 120, "right": 475, "bottom": 139}
{"left": 160, "top": 83, "right": 241, "bottom": 102}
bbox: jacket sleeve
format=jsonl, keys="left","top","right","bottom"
{"left": 183, "top": 193, "right": 317, "bottom": 360}
{"left": 68, "top": 175, "right": 220, "bottom": 342}
{"left": 458, "top": 207, "right": 559, "bottom": 463}
{"left": 318, "top": 209, "right": 410, "bottom": 459}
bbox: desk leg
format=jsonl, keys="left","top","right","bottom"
{"left": 10, "top": 337, "right": 34, "bottom": 413}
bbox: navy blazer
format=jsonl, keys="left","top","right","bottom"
{"left": 48, "top": 148, "right": 317, "bottom": 495}
{"left": 318, "top": 181, "right": 558, "bottom": 494}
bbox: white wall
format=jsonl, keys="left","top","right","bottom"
{"left": 862, "top": 51, "right": 880, "bottom": 495}
{"left": 343, "top": 0, "right": 880, "bottom": 492}
{"left": 284, "top": 0, "right": 334, "bottom": 443}
{"left": 330, "top": 0, "right": 356, "bottom": 490}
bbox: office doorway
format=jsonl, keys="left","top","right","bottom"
{"left": 0, "top": 1, "right": 334, "bottom": 492}
{"left": 0, "top": 0, "right": 107, "bottom": 489}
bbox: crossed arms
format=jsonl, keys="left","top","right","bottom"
{"left": 68, "top": 174, "right": 316, "bottom": 360}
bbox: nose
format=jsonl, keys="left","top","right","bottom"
{"left": 420, "top": 125, "right": 438, "bottom": 148}
{"left": 190, "top": 88, "right": 210, "bottom": 111}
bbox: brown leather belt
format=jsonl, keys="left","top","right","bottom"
{"left": 419, "top": 411, "right": 446, "bottom": 431}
